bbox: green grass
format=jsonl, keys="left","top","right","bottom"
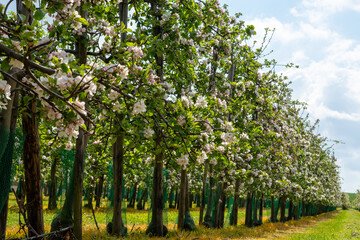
{"left": 7, "top": 194, "right": 268, "bottom": 239}
{"left": 10, "top": 194, "right": 329, "bottom": 240}
{"left": 284, "top": 209, "right": 360, "bottom": 240}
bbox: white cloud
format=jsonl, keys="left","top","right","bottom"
{"left": 248, "top": 11, "right": 360, "bottom": 123}
{"left": 239, "top": 0, "right": 360, "bottom": 192}
{"left": 290, "top": 50, "right": 309, "bottom": 63}
{"left": 292, "top": 0, "right": 360, "bottom": 24}
{"left": 340, "top": 166, "right": 360, "bottom": 192}
{"left": 249, "top": 18, "right": 304, "bottom": 44}
{"left": 299, "top": 22, "right": 336, "bottom": 40}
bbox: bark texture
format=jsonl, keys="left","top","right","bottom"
{"left": 23, "top": 97, "right": 44, "bottom": 236}
{"left": 111, "top": 131, "right": 127, "bottom": 236}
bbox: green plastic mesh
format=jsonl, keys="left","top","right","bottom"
{"left": 225, "top": 197, "right": 234, "bottom": 226}
{"left": 0, "top": 127, "right": 25, "bottom": 213}
{"left": 168, "top": 189, "right": 175, "bottom": 208}
{"left": 209, "top": 182, "right": 221, "bottom": 227}
{"left": 0, "top": 128, "right": 14, "bottom": 213}
{"left": 163, "top": 169, "right": 168, "bottom": 226}
{"left": 57, "top": 149, "right": 75, "bottom": 208}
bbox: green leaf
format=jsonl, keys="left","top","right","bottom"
{"left": 18, "top": 14, "right": 26, "bottom": 22}
{"left": 75, "top": 17, "right": 89, "bottom": 26}
{"left": 34, "top": 9, "right": 45, "bottom": 21}
{"left": 23, "top": 95, "right": 30, "bottom": 105}
{"left": 1, "top": 59, "right": 10, "bottom": 72}
{"left": 25, "top": 0, "right": 32, "bottom": 9}
{"left": 49, "top": 30, "right": 56, "bottom": 38}
{"left": 60, "top": 63, "right": 69, "bottom": 73}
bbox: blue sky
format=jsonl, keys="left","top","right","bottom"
{"left": 220, "top": 0, "right": 360, "bottom": 192}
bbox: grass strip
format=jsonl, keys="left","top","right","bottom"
{"left": 284, "top": 209, "right": 360, "bottom": 240}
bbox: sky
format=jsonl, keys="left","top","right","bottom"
{"left": 220, "top": 0, "right": 360, "bottom": 192}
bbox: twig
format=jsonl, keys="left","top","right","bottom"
{"left": 11, "top": 188, "right": 39, "bottom": 237}
{"left": 22, "top": 227, "right": 72, "bottom": 240}
{"left": 129, "top": 224, "right": 136, "bottom": 234}
{"left": 90, "top": 204, "right": 100, "bottom": 231}
{"left": 0, "top": 70, "right": 30, "bottom": 90}
{"left": 25, "top": 66, "right": 95, "bottom": 127}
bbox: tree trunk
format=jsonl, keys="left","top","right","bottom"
{"left": 145, "top": 0, "right": 166, "bottom": 235}
{"left": 137, "top": 188, "right": 147, "bottom": 210}
{"left": 259, "top": 195, "right": 264, "bottom": 225}
{"left": 128, "top": 184, "right": 137, "bottom": 208}
{"left": 23, "top": 96, "right": 44, "bottom": 236}
{"left": 287, "top": 200, "right": 293, "bottom": 221}
{"left": 71, "top": 0, "right": 89, "bottom": 237}
{"left": 275, "top": 197, "right": 281, "bottom": 221}
{"left": 95, "top": 175, "right": 104, "bottom": 208}
{"left": 48, "top": 156, "right": 58, "bottom": 210}
{"left": 109, "top": 0, "right": 129, "bottom": 232}
{"left": 280, "top": 196, "right": 286, "bottom": 222}
{"left": 245, "top": 192, "right": 253, "bottom": 227}
{"left": 111, "top": 129, "right": 126, "bottom": 236}
{"left": 253, "top": 199, "right": 258, "bottom": 225}
{"left": 146, "top": 138, "right": 165, "bottom": 237}
{"left": 177, "top": 168, "right": 186, "bottom": 230}
{"left": 199, "top": 162, "right": 208, "bottom": 225}
{"left": 294, "top": 202, "right": 299, "bottom": 220}
{"left": 203, "top": 164, "right": 214, "bottom": 228}
{"left": 214, "top": 183, "right": 226, "bottom": 228}
{"left": 231, "top": 178, "right": 240, "bottom": 225}
{"left": 183, "top": 172, "right": 196, "bottom": 231}
{"left": 73, "top": 127, "right": 89, "bottom": 240}
{"left": 270, "top": 196, "right": 276, "bottom": 222}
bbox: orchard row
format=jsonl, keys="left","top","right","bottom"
{"left": 0, "top": 0, "right": 340, "bottom": 238}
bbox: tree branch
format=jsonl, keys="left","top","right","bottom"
{"left": 0, "top": 42, "right": 55, "bottom": 75}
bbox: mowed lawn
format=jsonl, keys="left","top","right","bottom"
{"left": 282, "top": 209, "right": 360, "bottom": 240}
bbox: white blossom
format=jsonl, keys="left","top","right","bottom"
{"left": 177, "top": 116, "right": 186, "bottom": 126}
{"left": 195, "top": 96, "right": 208, "bottom": 108}
{"left": 9, "top": 58, "right": 24, "bottom": 69}
{"left": 210, "top": 158, "right": 217, "bottom": 165}
{"left": 239, "top": 133, "right": 249, "bottom": 140}
{"left": 143, "top": 126, "right": 154, "bottom": 139}
{"left": 108, "top": 90, "right": 118, "bottom": 100}
{"left": 197, "top": 151, "right": 208, "bottom": 164}
{"left": 217, "top": 145, "right": 225, "bottom": 153}
{"left": 65, "top": 141, "right": 73, "bottom": 150}
{"left": 132, "top": 99, "right": 146, "bottom": 115}
{"left": 176, "top": 154, "right": 189, "bottom": 169}
{"left": 221, "top": 132, "right": 236, "bottom": 144}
